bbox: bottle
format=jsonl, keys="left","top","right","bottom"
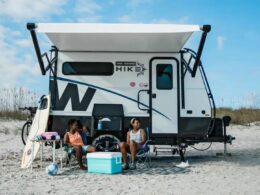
{"left": 97, "top": 120, "right": 102, "bottom": 130}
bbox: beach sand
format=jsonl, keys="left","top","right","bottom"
{"left": 0, "top": 119, "right": 260, "bottom": 195}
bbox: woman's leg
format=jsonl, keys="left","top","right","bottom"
{"left": 119, "top": 142, "right": 129, "bottom": 164}
{"left": 129, "top": 141, "right": 138, "bottom": 163}
{"left": 73, "top": 145, "right": 86, "bottom": 170}
{"left": 86, "top": 145, "right": 96, "bottom": 153}
{"left": 129, "top": 141, "right": 142, "bottom": 163}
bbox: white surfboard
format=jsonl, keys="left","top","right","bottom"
{"left": 21, "top": 95, "right": 51, "bottom": 169}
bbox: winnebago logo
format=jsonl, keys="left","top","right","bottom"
{"left": 115, "top": 61, "right": 146, "bottom": 77}
{"left": 51, "top": 80, "right": 96, "bottom": 111}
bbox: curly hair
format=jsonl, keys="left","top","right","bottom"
{"left": 67, "top": 119, "right": 77, "bottom": 130}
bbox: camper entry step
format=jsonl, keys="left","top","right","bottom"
{"left": 153, "top": 146, "right": 179, "bottom": 156}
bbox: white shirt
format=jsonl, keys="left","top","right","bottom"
{"left": 129, "top": 129, "right": 142, "bottom": 144}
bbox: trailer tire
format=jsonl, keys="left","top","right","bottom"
{"left": 93, "top": 134, "right": 120, "bottom": 152}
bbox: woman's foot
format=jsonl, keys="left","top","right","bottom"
{"left": 176, "top": 160, "right": 189, "bottom": 168}
{"left": 122, "top": 163, "right": 129, "bottom": 170}
{"left": 129, "top": 162, "right": 136, "bottom": 170}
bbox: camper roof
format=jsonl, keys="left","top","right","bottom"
{"left": 37, "top": 23, "right": 201, "bottom": 52}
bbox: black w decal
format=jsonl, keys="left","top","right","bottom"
{"left": 50, "top": 80, "right": 96, "bottom": 111}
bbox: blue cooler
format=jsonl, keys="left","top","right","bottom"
{"left": 87, "top": 152, "right": 122, "bottom": 174}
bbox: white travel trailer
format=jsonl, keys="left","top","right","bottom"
{"left": 27, "top": 23, "right": 234, "bottom": 153}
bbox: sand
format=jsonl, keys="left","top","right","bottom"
{"left": 0, "top": 119, "right": 260, "bottom": 195}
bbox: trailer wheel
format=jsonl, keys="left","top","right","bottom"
{"left": 93, "top": 134, "right": 120, "bottom": 152}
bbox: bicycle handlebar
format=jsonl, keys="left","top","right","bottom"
{"left": 19, "top": 107, "right": 37, "bottom": 114}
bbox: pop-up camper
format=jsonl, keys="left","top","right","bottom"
{"left": 27, "top": 23, "right": 234, "bottom": 153}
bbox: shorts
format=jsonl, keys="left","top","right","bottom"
{"left": 82, "top": 145, "right": 92, "bottom": 152}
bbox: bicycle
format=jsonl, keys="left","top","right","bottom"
{"left": 19, "top": 107, "right": 37, "bottom": 145}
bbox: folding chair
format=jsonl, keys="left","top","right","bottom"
{"left": 133, "top": 127, "right": 153, "bottom": 168}
{"left": 63, "top": 144, "right": 87, "bottom": 169}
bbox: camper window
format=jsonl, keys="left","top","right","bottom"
{"left": 156, "top": 64, "right": 173, "bottom": 89}
{"left": 62, "top": 62, "right": 114, "bottom": 76}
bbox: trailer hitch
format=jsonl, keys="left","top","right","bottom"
{"left": 226, "top": 135, "right": 236, "bottom": 144}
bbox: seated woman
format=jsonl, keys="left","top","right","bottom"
{"left": 119, "top": 118, "right": 146, "bottom": 170}
{"left": 64, "top": 119, "right": 96, "bottom": 170}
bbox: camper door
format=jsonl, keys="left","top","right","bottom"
{"left": 151, "top": 58, "right": 178, "bottom": 134}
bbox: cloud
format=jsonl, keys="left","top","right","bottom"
{"left": 0, "top": 0, "right": 104, "bottom": 91}
{"left": 0, "top": 0, "right": 67, "bottom": 20}
{"left": 73, "top": 0, "right": 102, "bottom": 23}
{"left": 74, "top": 0, "right": 102, "bottom": 15}
{"left": 117, "top": 15, "right": 135, "bottom": 23}
{"left": 217, "top": 35, "right": 226, "bottom": 50}
{"left": 76, "top": 16, "right": 103, "bottom": 23}
{"left": 11, "top": 31, "right": 22, "bottom": 37}
{"left": 0, "top": 25, "right": 40, "bottom": 88}
{"left": 15, "top": 38, "right": 32, "bottom": 48}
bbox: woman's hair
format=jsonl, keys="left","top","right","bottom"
{"left": 67, "top": 119, "right": 77, "bottom": 130}
{"left": 77, "top": 120, "right": 83, "bottom": 129}
{"left": 129, "top": 118, "right": 141, "bottom": 129}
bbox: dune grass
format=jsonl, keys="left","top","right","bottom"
{"left": 216, "top": 107, "right": 260, "bottom": 125}
{"left": 0, "top": 88, "right": 259, "bottom": 125}
{"left": 1, "top": 107, "right": 259, "bottom": 125}
{"left": 0, "top": 87, "right": 38, "bottom": 120}
{"left": 0, "top": 111, "right": 27, "bottom": 120}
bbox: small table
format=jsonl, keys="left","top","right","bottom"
{"left": 30, "top": 139, "right": 63, "bottom": 170}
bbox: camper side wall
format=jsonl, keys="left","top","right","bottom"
{"left": 49, "top": 52, "right": 177, "bottom": 136}
{"left": 48, "top": 51, "right": 212, "bottom": 143}
{"left": 178, "top": 53, "right": 212, "bottom": 136}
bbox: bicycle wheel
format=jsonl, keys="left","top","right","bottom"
{"left": 22, "top": 121, "right": 32, "bottom": 145}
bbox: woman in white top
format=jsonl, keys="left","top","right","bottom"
{"left": 119, "top": 118, "right": 146, "bottom": 170}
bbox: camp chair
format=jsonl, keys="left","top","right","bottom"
{"left": 129, "top": 127, "right": 152, "bottom": 168}
{"left": 63, "top": 144, "right": 87, "bottom": 169}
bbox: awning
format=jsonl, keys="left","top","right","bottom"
{"left": 37, "top": 23, "right": 201, "bottom": 52}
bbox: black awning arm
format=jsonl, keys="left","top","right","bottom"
{"left": 27, "top": 23, "right": 46, "bottom": 75}
{"left": 191, "top": 25, "right": 211, "bottom": 77}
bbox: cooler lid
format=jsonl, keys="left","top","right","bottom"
{"left": 87, "top": 152, "right": 122, "bottom": 159}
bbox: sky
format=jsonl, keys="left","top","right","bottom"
{"left": 0, "top": 0, "right": 259, "bottom": 108}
